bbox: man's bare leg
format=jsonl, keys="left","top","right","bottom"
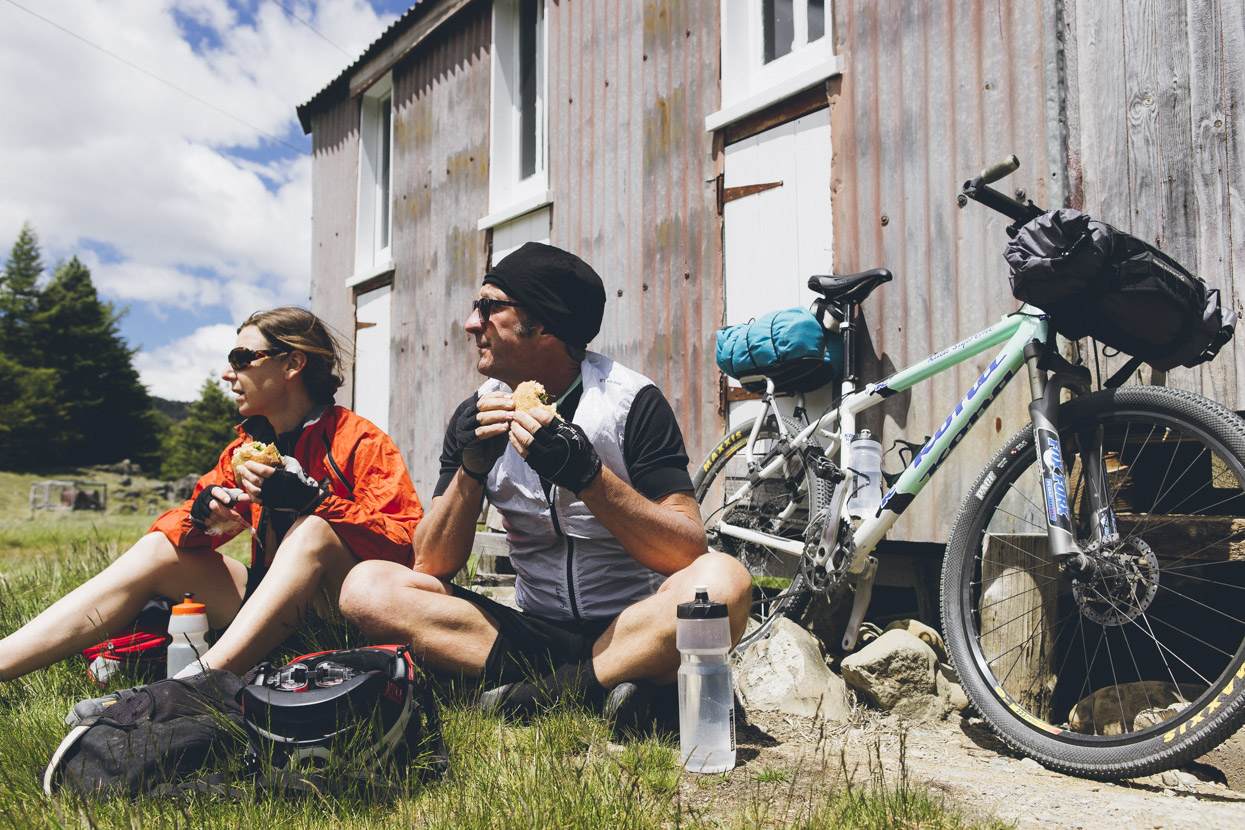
{"left": 591, "top": 551, "right": 752, "bottom": 687}
{"left": 338, "top": 559, "right": 500, "bottom": 676}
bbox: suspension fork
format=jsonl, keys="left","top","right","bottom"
{"left": 1024, "top": 341, "right": 1109, "bottom": 566}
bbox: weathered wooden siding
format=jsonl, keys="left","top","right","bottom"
{"left": 546, "top": 0, "right": 724, "bottom": 458}
{"left": 307, "top": 96, "right": 362, "bottom": 397}
{"left": 830, "top": 0, "right": 1063, "bottom": 544}
{"left": 388, "top": 3, "right": 492, "bottom": 496}
{"left": 1064, "top": 0, "right": 1244, "bottom": 405}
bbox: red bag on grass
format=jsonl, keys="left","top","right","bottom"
{"left": 81, "top": 598, "right": 173, "bottom": 686}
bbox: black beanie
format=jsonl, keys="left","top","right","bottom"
{"left": 483, "top": 242, "right": 607, "bottom": 348}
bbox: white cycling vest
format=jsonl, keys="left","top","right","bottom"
{"left": 480, "top": 352, "right": 667, "bottom": 621}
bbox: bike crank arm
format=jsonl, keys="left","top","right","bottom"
{"left": 841, "top": 556, "right": 879, "bottom": 651}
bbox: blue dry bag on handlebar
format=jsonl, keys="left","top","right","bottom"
{"left": 715, "top": 307, "right": 844, "bottom": 393}
{"left": 1004, "top": 208, "right": 1236, "bottom": 371}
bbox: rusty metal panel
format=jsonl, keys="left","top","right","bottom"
{"left": 545, "top": 0, "right": 724, "bottom": 461}
{"left": 831, "top": 0, "right": 1062, "bottom": 544}
{"left": 307, "top": 96, "right": 362, "bottom": 403}
{"left": 385, "top": 3, "right": 493, "bottom": 499}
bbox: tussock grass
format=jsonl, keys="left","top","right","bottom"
{"left": 0, "top": 486, "right": 1011, "bottom": 830}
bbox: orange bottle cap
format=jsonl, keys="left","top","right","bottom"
{"left": 172, "top": 597, "right": 206, "bottom": 615}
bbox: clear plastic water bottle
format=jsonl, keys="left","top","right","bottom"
{"left": 677, "top": 585, "right": 736, "bottom": 773}
{"left": 166, "top": 593, "right": 209, "bottom": 678}
{"left": 847, "top": 429, "right": 884, "bottom": 519}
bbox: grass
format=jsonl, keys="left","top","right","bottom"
{"left": 0, "top": 468, "right": 1012, "bottom": 829}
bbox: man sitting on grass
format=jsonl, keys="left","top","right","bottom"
{"left": 339, "top": 242, "right": 751, "bottom": 732}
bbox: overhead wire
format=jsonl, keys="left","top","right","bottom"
{"left": 2, "top": 0, "right": 313, "bottom": 155}
{"left": 269, "top": 0, "right": 353, "bottom": 57}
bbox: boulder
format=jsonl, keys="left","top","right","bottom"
{"left": 1069, "top": 681, "right": 1202, "bottom": 735}
{"left": 734, "top": 617, "right": 851, "bottom": 722}
{"left": 936, "top": 662, "right": 971, "bottom": 711}
{"left": 840, "top": 629, "right": 937, "bottom": 711}
{"left": 884, "top": 619, "right": 948, "bottom": 663}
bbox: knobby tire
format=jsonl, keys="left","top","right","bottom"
{"left": 942, "top": 385, "right": 1245, "bottom": 779}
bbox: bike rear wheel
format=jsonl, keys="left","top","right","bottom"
{"left": 943, "top": 385, "right": 1245, "bottom": 779}
{"left": 694, "top": 414, "right": 832, "bottom": 650}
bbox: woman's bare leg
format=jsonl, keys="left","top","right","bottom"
{"left": 0, "top": 532, "right": 247, "bottom": 681}
{"left": 197, "top": 515, "right": 359, "bottom": 674}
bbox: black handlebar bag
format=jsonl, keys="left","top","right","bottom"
{"left": 1004, "top": 208, "right": 1235, "bottom": 372}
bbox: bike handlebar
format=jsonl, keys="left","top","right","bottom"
{"left": 976, "top": 154, "right": 1020, "bottom": 185}
{"left": 960, "top": 154, "right": 1044, "bottom": 225}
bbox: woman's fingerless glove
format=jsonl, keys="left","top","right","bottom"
{"left": 260, "top": 469, "right": 328, "bottom": 514}
{"left": 189, "top": 486, "right": 234, "bottom": 529}
{"left": 524, "top": 420, "right": 602, "bottom": 494}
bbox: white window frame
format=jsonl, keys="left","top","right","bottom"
{"left": 480, "top": 0, "right": 551, "bottom": 231}
{"left": 353, "top": 73, "right": 394, "bottom": 284}
{"left": 707, "top": 0, "right": 844, "bottom": 133}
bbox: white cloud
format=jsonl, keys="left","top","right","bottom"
{"left": 132, "top": 323, "right": 239, "bottom": 403}
{"left": 0, "top": 0, "right": 401, "bottom": 399}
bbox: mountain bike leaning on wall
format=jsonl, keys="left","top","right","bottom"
{"left": 695, "top": 156, "right": 1244, "bottom": 780}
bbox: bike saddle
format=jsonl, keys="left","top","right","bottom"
{"left": 807, "top": 268, "right": 893, "bottom": 305}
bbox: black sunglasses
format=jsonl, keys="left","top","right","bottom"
{"left": 228, "top": 347, "right": 290, "bottom": 370}
{"left": 472, "top": 297, "right": 522, "bottom": 324}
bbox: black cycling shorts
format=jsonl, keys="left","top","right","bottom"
{"left": 450, "top": 584, "right": 614, "bottom": 685}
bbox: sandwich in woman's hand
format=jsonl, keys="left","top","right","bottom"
{"left": 231, "top": 441, "right": 282, "bottom": 483}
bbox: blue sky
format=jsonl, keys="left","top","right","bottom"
{"left": 0, "top": 0, "right": 415, "bottom": 400}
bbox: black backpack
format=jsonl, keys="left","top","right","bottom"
{"left": 43, "top": 647, "right": 448, "bottom": 799}
{"left": 43, "top": 670, "right": 246, "bottom": 799}
{"left": 1003, "top": 208, "right": 1236, "bottom": 373}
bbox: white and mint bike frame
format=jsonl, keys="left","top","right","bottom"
{"left": 721, "top": 303, "right": 1086, "bottom": 649}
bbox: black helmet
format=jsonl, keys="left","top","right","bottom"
{"left": 242, "top": 645, "right": 445, "bottom": 789}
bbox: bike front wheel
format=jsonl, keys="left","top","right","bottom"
{"left": 694, "top": 414, "right": 833, "bottom": 651}
{"left": 943, "top": 385, "right": 1245, "bottom": 779}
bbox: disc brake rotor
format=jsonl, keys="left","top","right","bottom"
{"left": 1072, "top": 538, "right": 1161, "bottom": 626}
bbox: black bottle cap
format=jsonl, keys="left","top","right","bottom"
{"left": 677, "top": 585, "right": 728, "bottom": 619}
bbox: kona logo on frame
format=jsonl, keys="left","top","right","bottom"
{"left": 912, "top": 354, "right": 1014, "bottom": 484}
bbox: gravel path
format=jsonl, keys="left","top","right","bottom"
{"left": 705, "top": 710, "right": 1245, "bottom": 829}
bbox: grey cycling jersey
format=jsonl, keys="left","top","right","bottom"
{"left": 480, "top": 352, "right": 666, "bottom": 621}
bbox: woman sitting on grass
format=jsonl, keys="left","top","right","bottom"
{"left": 0, "top": 306, "right": 422, "bottom": 682}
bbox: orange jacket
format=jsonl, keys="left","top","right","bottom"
{"left": 150, "top": 406, "right": 421, "bottom": 568}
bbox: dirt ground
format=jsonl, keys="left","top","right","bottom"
{"left": 681, "top": 709, "right": 1245, "bottom": 829}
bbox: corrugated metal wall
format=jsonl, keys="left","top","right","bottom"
{"left": 308, "top": 96, "right": 362, "bottom": 397}
{"left": 545, "top": 0, "right": 724, "bottom": 459}
{"left": 1064, "top": 0, "right": 1243, "bottom": 405}
{"left": 830, "top": 0, "right": 1063, "bottom": 543}
{"left": 388, "top": 3, "right": 492, "bottom": 493}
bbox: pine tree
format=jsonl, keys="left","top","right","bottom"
{"left": 32, "top": 257, "right": 159, "bottom": 468}
{"left": 160, "top": 378, "right": 240, "bottom": 480}
{"left": 0, "top": 223, "right": 44, "bottom": 364}
{"left": 0, "top": 354, "right": 71, "bottom": 468}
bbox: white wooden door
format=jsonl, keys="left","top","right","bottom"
{"left": 723, "top": 108, "right": 835, "bottom": 426}
{"left": 354, "top": 285, "right": 391, "bottom": 433}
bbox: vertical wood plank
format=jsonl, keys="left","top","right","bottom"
{"left": 980, "top": 534, "right": 1059, "bottom": 719}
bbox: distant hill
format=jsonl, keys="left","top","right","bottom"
{"left": 151, "top": 397, "right": 191, "bottom": 423}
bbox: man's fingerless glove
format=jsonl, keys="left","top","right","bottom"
{"left": 260, "top": 469, "right": 328, "bottom": 514}
{"left": 456, "top": 398, "right": 506, "bottom": 483}
{"left": 524, "top": 420, "right": 602, "bottom": 494}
